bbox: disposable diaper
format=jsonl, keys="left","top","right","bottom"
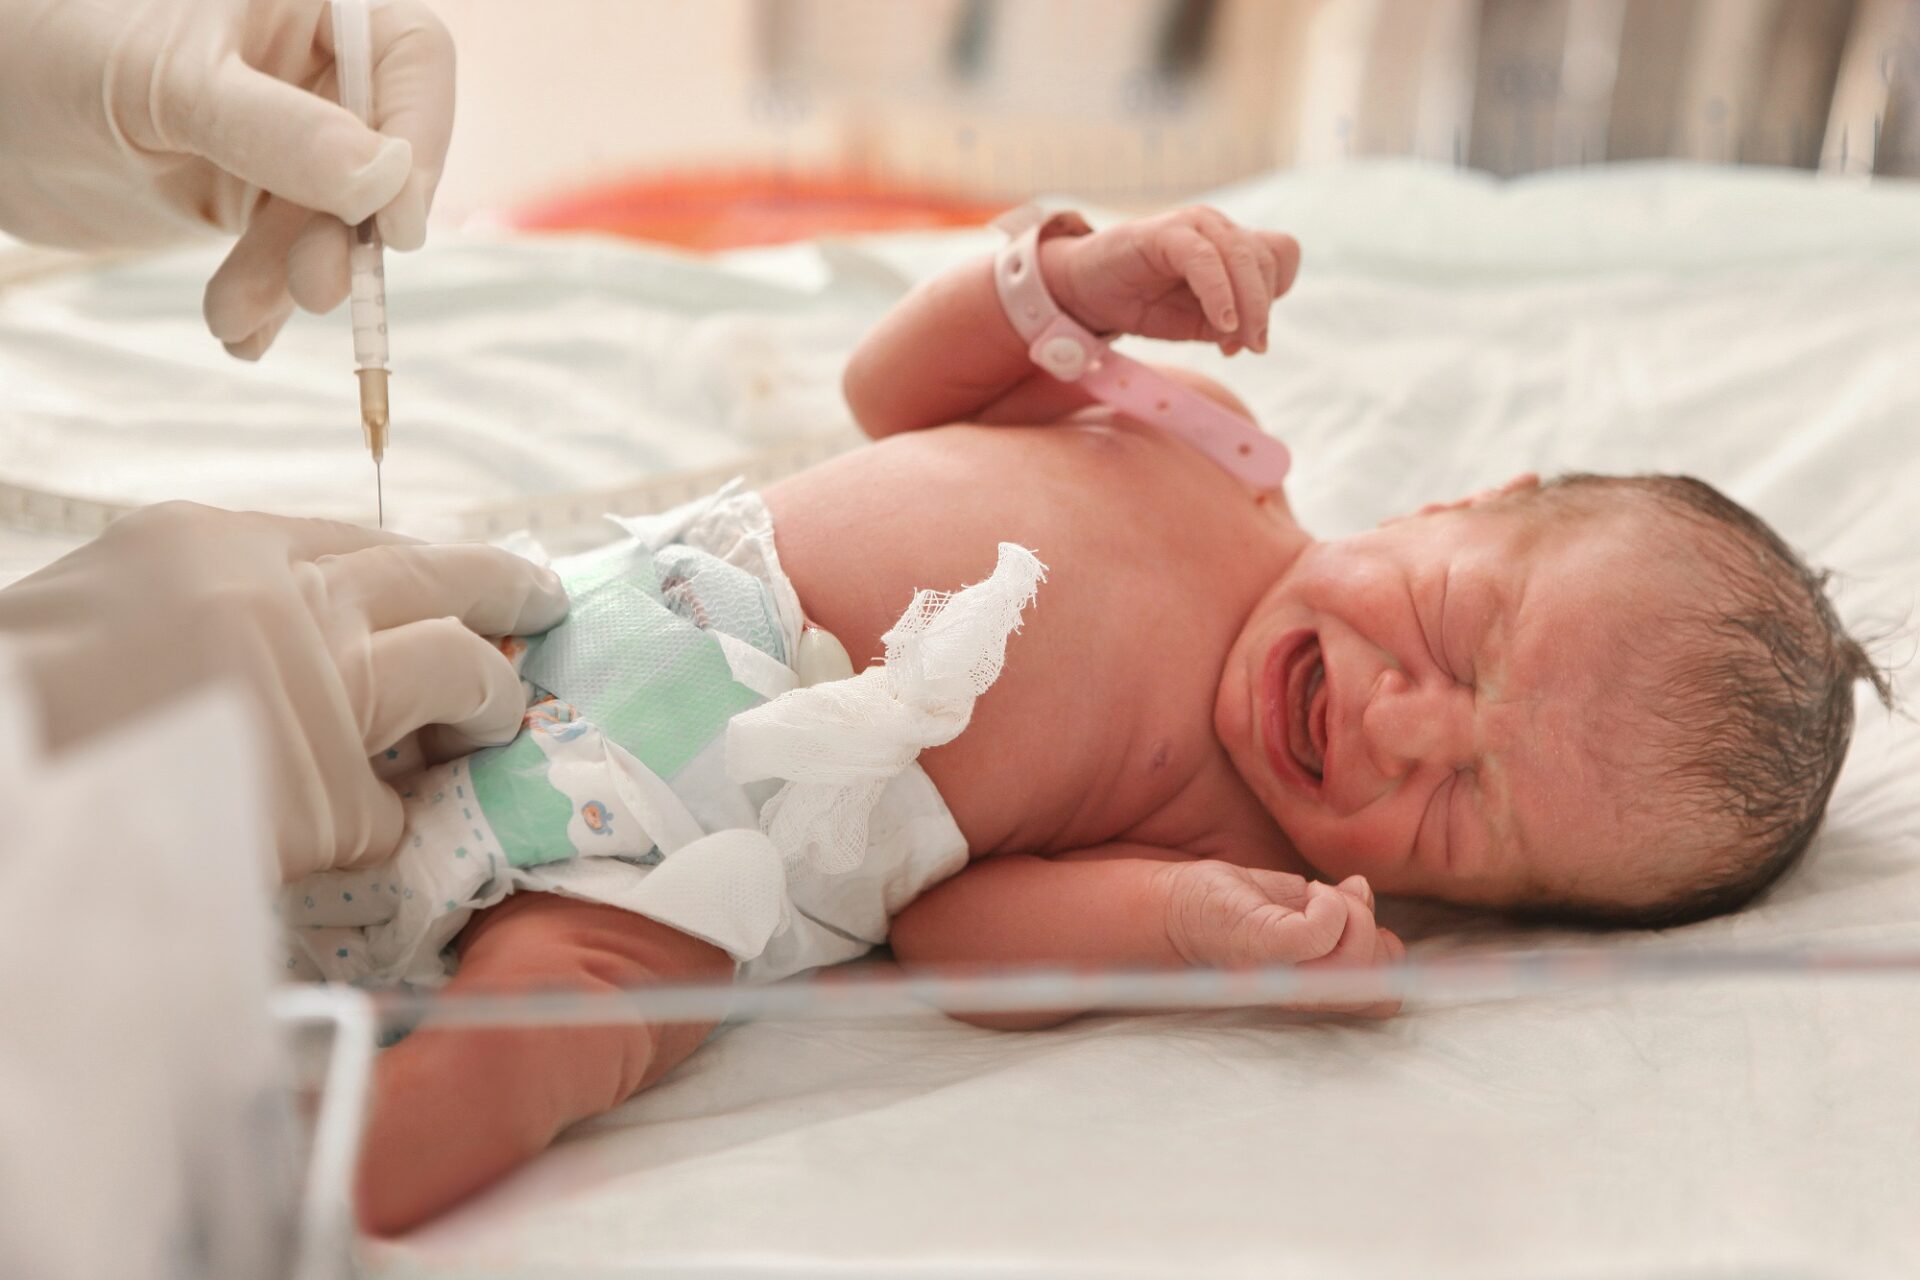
{"left": 282, "top": 485, "right": 1041, "bottom": 987}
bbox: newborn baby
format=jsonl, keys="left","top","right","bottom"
{"left": 332, "top": 206, "right": 1883, "bottom": 1232}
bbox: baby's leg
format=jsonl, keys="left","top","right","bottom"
{"left": 355, "top": 893, "right": 730, "bottom": 1235}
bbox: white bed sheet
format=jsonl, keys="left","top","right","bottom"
{"left": 4, "top": 161, "right": 1918, "bottom": 1277}
{"left": 0, "top": 231, "right": 885, "bottom": 565}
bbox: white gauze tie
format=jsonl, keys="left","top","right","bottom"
{"left": 726, "top": 543, "right": 1046, "bottom": 874}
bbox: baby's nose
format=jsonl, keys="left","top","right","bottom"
{"left": 1362, "top": 668, "right": 1476, "bottom": 779}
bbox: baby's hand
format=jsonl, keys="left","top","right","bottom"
{"left": 1042, "top": 207, "right": 1300, "bottom": 355}
{"left": 1159, "top": 861, "right": 1403, "bottom": 1016}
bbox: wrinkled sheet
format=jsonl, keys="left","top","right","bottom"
{"left": 4, "top": 162, "right": 1918, "bottom": 1277}
{"left": 0, "top": 233, "right": 884, "bottom": 562}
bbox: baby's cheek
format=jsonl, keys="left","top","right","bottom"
{"left": 1296, "top": 553, "right": 1394, "bottom": 612}
{"left": 1214, "top": 659, "right": 1255, "bottom": 748}
{"left": 1290, "top": 811, "right": 1418, "bottom": 888}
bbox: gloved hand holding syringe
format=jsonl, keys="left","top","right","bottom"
{"left": 333, "top": 0, "right": 391, "bottom": 525}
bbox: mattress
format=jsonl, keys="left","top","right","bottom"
{"left": 3, "top": 161, "right": 1917, "bottom": 1277}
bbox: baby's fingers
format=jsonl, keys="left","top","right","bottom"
{"left": 1231, "top": 879, "right": 1349, "bottom": 967}
{"left": 1305, "top": 884, "right": 1381, "bottom": 968}
{"left": 1196, "top": 218, "right": 1270, "bottom": 353}
{"left": 1378, "top": 926, "right": 1406, "bottom": 966}
{"left": 1302, "top": 891, "right": 1402, "bottom": 1017}
{"left": 1258, "top": 231, "right": 1302, "bottom": 304}
{"left": 1242, "top": 866, "right": 1316, "bottom": 911}
{"left": 1345, "top": 923, "right": 1405, "bottom": 1018}
{"left": 1155, "top": 222, "right": 1238, "bottom": 337}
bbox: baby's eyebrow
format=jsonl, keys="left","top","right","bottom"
{"left": 1467, "top": 753, "right": 1524, "bottom": 866}
{"left": 1465, "top": 563, "right": 1530, "bottom": 696}
{"left": 1440, "top": 568, "right": 1491, "bottom": 679}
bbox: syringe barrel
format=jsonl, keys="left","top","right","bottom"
{"left": 334, "top": 0, "right": 388, "bottom": 373}
{"left": 348, "top": 219, "right": 388, "bottom": 370}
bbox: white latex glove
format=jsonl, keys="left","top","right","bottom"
{"left": 0, "top": 503, "right": 568, "bottom": 883}
{"left": 0, "top": 0, "right": 453, "bottom": 359}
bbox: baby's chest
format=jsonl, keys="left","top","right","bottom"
{"left": 927, "top": 561, "right": 1259, "bottom": 853}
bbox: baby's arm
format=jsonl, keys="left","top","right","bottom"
{"left": 355, "top": 894, "right": 730, "bottom": 1235}
{"left": 843, "top": 207, "right": 1298, "bottom": 438}
{"left": 842, "top": 231, "right": 1095, "bottom": 437}
{"left": 888, "top": 848, "right": 1398, "bottom": 1031}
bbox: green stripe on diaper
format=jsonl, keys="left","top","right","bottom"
{"left": 468, "top": 734, "right": 578, "bottom": 869}
{"left": 597, "top": 633, "right": 762, "bottom": 778}
{"left": 524, "top": 569, "right": 767, "bottom": 780}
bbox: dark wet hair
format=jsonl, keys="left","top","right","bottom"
{"left": 1508, "top": 474, "right": 1893, "bottom": 930}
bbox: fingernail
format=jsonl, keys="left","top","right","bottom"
{"left": 1220, "top": 308, "right": 1237, "bottom": 329}
{"left": 1256, "top": 328, "right": 1269, "bottom": 353}
{"left": 221, "top": 309, "right": 290, "bottom": 361}
{"left": 376, "top": 178, "right": 433, "bottom": 253}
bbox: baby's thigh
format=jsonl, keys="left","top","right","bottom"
{"left": 360, "top": 896, "right": 731, "bottom": 1233}
{"left": 447, "top": 894, "right": 733, "bottom": 1129}
{"left": 457, "top": 892, "right": 733, "bottom": 990}
{"left": 450, "top": 893, "right": 733, "bottom": 1112}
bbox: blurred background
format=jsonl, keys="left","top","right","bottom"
{"left": 435, "top": 0, "right": 1920, "bottom": 248}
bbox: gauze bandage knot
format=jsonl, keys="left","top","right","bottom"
{"left": 728, "top": 543, "right": 1046, "bottom": 875}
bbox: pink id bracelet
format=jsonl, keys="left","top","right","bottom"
{"left": 990, "top": 204, "right": 1291, "bottom": 491}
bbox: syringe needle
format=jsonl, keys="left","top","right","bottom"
{"left": 336, "top": 0, "right": 392, "bottom": 532}
{"left": 357, "top": 366, "right": 390, "bottom": 527}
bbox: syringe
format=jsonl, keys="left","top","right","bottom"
{"left": 331, "top": 0, "right": 390, "bottom": 525}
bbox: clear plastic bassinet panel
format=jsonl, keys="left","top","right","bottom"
{"left": 308, "top": 950, "right": 1920, "bottom": 1279}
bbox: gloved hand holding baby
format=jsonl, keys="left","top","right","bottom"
{"left": 0, "top": 504, "right": 567, "bottom": 884}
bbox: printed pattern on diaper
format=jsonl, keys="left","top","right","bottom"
{"left": 282, "top": 756, "right": 519, "bottom": 986}
{"left": 460, "top": 534, "right": 791, "bottom": 870}
{"left": 521, "top": 537, "right": 784, "bottom": 777}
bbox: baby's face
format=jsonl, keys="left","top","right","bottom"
{"left": 1216, "top": 491, "right": 1669, "bottom": 911}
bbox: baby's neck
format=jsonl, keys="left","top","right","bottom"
{"left": 1252, "top": 489, "right": 1313, "bottom": 566}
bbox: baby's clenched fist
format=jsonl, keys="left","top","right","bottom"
{"left": 1156, "top": 860, "right": 1403, "bottom": 1016}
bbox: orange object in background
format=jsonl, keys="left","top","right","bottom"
{"left": 503, "top": 170, "right": 1006, "bottom": 251}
